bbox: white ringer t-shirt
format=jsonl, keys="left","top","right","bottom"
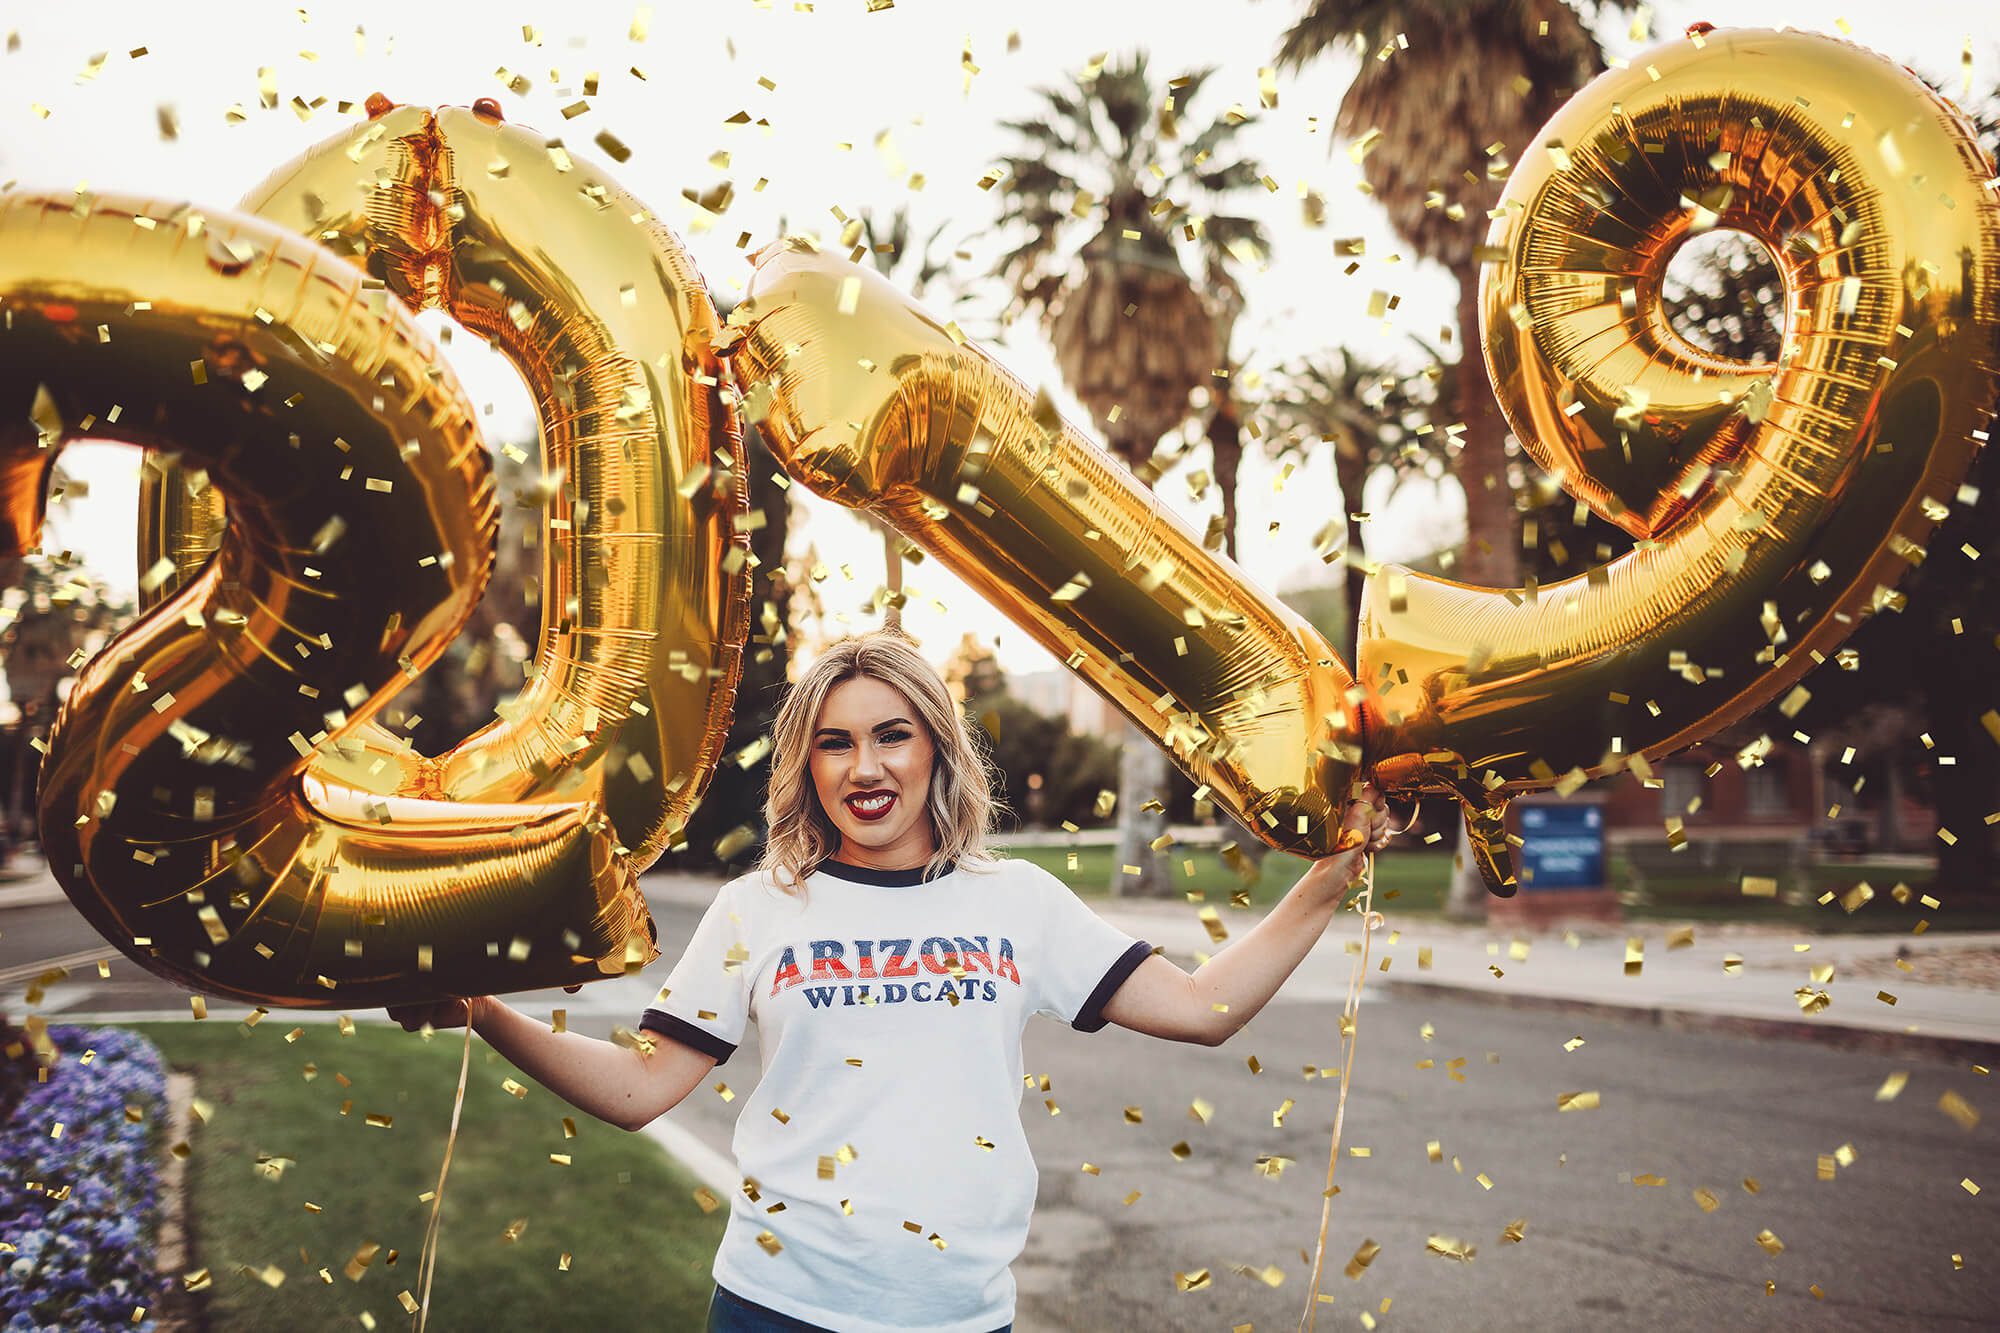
{"left": 638, "top": 855, "right": 1154, "bottom": 1333}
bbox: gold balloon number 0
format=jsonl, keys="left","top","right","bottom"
{"left": 3, "top": 100, "right": 749, "bottom": 1006}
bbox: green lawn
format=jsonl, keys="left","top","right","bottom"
{"left": 1002, "top": 843, "right": 1993, "bottom": 933}
{"left": 1001, "top": 842, "right": 1446, "bottom": 912}
{"left": 132, "top": 1021, "right": 727, "bottom": 1331}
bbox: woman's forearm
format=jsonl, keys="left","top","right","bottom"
{"left": 1189, "top": 861, "right": 1349, "bottom": 1044}
{"left": 471, "top": 999, "right": 662, "bottom": 1130}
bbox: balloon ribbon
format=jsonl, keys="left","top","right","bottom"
{"left": 413, "top": 1022, "right": 473, "bottom": 1332}
{"left": 1298, "top": 854, "right": 1384, "bottom": 1331}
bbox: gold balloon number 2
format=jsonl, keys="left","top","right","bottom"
{"left": 1, "top": 28, "right": 1994, "bottom": 1008}
{"left": 726, "top": 26, "right": 1999, "bottom": 892}
{"left": 3, "top": 99, "right": 749, "bottom": 1006}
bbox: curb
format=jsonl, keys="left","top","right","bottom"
{"left": 1385, "top": 978, "right": 2000, "bottom": 1067}
{"left": 0, "top": 882, "right": 67, "bottom": 910}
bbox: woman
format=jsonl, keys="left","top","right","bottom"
{"left": 390, "top": 631, "right": 1391, "bottom": 1332}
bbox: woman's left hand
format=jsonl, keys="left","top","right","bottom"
{"left": 1300, "top": 783, "right": 1392, "bottom": 907}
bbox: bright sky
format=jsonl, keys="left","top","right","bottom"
{"left": 4, "top": 0, "right": 1985, "bottom": 675}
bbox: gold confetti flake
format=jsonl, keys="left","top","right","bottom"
{"left": 1693, "top": 1187, "right": 1720, "bottom": 1213}
{"left": 1344, "top": 1239, "right": 1381, "bottom": 1279}
{"left": 1962, "top": 1178, "right": 1981, "bottom": 1196}
{"left": 1425, "top": 1234, "right": 1476, "bottom": 1262}
{"left": 1939, "top": 1090, "right": 1980, "bottom": 1131}
{"left": 1500, "top": 1218, "right": 1527, "bottom": 1244}
{"left": 1557, "top": 1090, "right": 1600, "bottom": 1112}
{"left": 1755, "top": 1228, "right": 1785, "bottom": 1255}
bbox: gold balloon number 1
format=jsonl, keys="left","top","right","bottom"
{"left": 725, "top": 26, "right": 1999, "bottom": 892}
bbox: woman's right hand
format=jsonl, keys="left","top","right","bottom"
{"left": 387, "top": 996, "right": 486, "bottom": 1032}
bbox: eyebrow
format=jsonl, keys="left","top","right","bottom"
{"left": 813, "top": 717, "right": 913, "bottom": 738}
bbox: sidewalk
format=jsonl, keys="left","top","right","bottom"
{"left": 13, "top": 862, "right": 1999, "bottom": 1064}
{"left": 1084, "top": 891, "right": 2000, "bottom": 1063}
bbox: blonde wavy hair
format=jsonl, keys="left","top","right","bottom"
{"left": 758, "top": 631, "right": 1004, "bottom": 893}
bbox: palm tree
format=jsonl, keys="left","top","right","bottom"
{"left": 992, "top": 53, "right": 1272, "bottom": 898}
{"left": 1275, "top": 0, "right": 1639, "bottom": 917}
{"left": 1261, "top": 342, "right": 1457, "bottom": 645}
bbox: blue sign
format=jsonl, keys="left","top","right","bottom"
{"left": 1517, "top": 803, "right": 1604, "bottom": 890}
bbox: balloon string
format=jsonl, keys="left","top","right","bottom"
{"left": 414, "top": 1021, "right": 473, "bottom": 1333}
{"left": 1299, "top": 854, "right": 1382, "bottom": 1333}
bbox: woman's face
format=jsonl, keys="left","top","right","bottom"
{"left": 808, "top": 675, "right": 939, "bottom": 870}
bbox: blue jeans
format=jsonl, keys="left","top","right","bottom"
{"left": 705, "top": 1283, "right": 1012, "bottom": 1333}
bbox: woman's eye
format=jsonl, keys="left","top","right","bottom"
{"left": 817, "top": 739, "right": 849, "bottom": 751}
{"left": 880, "top": 730, "right": 911, "bottom": 743}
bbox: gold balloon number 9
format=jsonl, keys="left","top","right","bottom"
{"left": 723, "top": 27, "right": 1999, "bottom": 891}
{"left": 3, "top": 99, "right": 750, "bottom": 1006}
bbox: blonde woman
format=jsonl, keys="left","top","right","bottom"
{"left": 390, "top": 631, "right": 1391, "bottom": 1333}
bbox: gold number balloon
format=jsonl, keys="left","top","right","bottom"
{"left": 725, "top": 27, "right": 1998, "bottom": 891}
{"left": 5, "top": 99, "right": 751, "bottom": 1006}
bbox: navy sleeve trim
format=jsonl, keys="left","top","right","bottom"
{"left": 1073, "top": 940, "right": 1156, "bottom": 1034}
{"left": 638, "top": 1009, "right": 736, "bottom": 1066}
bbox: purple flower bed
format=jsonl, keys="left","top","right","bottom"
{"left": 1, "top": 1026, "right": 170, "bottom": 1331}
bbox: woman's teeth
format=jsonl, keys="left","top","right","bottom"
{"left": 849, "top": 793, "right": 894, "bottom": 815}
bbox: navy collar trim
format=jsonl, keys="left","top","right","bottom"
{"left": 816, "top": 857, "right": 955, "bottom": 886}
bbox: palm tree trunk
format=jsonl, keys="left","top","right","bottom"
{"left": 1443, "top": 268, "right": 1521, "bottom": 921}
{"left": 1333, "top": 443, "right": 1370, "bottom": 656}
{"left": 1111, "top": 719, "right": 1174, "bottom": 897}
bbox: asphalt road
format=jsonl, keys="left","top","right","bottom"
{"left": 6, "top": 886, "right": 1996, "bottom": 1331}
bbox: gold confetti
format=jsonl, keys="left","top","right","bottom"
{"left": 1425, "top": 1234, "right": 1476, "bottom": 1262}
{"left": 1756, "top": 1228, "right": 1785, "bottom": 1255}
{"left": 1939, "top": 1090, "right": 1980, "bottom": 1131}
{"left": 1693, "top": 1188, "right": 1720, "bottom": 1213}
{"left": 1344, "top": 1238, "right": 1381, "bottom": 1279}
{"left": 1556, "top": 1090, "right": 1600, "bottom": 1112}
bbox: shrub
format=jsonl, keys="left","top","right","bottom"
{"left": 0, "top": 1026, "right": 170, "bottom": 1331}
